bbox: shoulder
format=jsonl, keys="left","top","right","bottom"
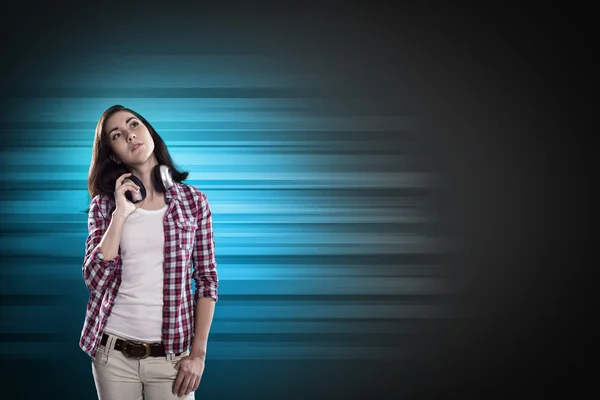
{"left": 176, "top": 182, "right": 211, "bottom": 213}
{"left": 89, "top": 193, "right": 116, "bottom": 216}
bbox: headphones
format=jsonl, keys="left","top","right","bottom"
{"left": 122, "top": 164, "right": 174, "bottom": 203}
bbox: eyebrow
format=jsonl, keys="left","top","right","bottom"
{"left": 107, "top": 116, "right": 137, "bottom": 136}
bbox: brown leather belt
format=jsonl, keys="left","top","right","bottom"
{"left": 101, "top": 333, "right": 182, "bottom": 359}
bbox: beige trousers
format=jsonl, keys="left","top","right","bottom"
{"left": 91, "top": 332, "right": 195, "bottom": 400}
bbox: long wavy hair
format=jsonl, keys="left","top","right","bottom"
{"left": 87, "top": 104, "right": 189, "bottom": 200}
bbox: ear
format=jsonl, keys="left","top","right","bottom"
{"left": 110, "top": 154, "right": 122, "bottom": 164}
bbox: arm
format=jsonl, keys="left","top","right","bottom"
{"left": 191, "top": 299, "right": 216, "bottom": 358}
{"left": 82, "top": 197, "right": 125, "bottom": 293}
{"left": 190, "top": 192, "right": 219, "bottom": 358}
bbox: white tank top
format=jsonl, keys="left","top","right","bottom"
{"left": 104, "top": 205, "right": 167, "bottom": 342}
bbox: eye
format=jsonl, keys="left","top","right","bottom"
{"left": 111, "top": 132, "right": 121, "bottom": 141}
{"left": 130, "top": 121, "right": 139, "bottom": 128}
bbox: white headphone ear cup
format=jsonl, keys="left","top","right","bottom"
{"left": 156, "top": 164, "right": 174, "bottom": 192}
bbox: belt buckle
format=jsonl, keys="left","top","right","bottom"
{"left": 121, "top": 340, "right": 151, "bottom": 359}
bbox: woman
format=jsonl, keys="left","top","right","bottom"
{"left": 79, "top": 105, "right": 219, "bottom": 399}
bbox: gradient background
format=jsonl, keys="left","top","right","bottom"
{"left": 0, "top": 2, "right": 591, "bottom": 399}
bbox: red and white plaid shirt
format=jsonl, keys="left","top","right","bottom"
{"left": 79, "top": 182, "right": 219, "bottom": 358}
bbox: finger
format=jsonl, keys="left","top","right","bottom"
{"left": 115, "top": 183, "right": 140, "bottom": 195}
{"left": 179, "top": 376, "right": 193, "bottom": 397}
{"left": 115, "top": 173, "right": 132, "bottom": 189}
{"left": 117, "top": 183, "right": 140, "bottom": 193}
{"left": 172, "top": 373, "right": 185, "bottom": 396}
{"left": 184, "top": 377, "right": 198, "bottom": 396}
{"left": 177, "top": 376, "right": 190, "bottom": 397}
{"left": 114, "top": 187, "right": 140, "bottom": 201}
{"left": 118, "top": 179, "right": 140, "bottom": 192}
{"left": 190, "top": 376, "right": 200, "bottom": 392}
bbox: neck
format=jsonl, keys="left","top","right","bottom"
{"left": 129, "top": 158, "right": 160, "bottom": 201}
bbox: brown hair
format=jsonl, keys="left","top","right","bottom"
{"left": 87, "top": 104, "right": 189, "bottom": 199}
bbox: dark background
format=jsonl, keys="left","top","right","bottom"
{"left": 0, "top": 1, "right": 591, "bottom": 399}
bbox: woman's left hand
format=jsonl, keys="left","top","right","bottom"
{"left": 173, "top": 355, "right": 205, "bottom": 397}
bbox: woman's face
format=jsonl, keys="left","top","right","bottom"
{"left": 105, "top": 111, "right": 155, "bottom": 167}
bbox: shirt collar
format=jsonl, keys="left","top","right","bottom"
{"left": 164, "top": 181, "right": 182, "bottom": 204}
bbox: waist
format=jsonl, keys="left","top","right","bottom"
{"left": 100, "top": 332, "right": 183, "bottom": 359}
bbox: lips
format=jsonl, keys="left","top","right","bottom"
{"left": 131, "top": 142, "right": 143, "bottom": 152}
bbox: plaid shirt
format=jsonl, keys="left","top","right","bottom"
{"left": 79, "top": 182, "right": 219, "bottom": 359}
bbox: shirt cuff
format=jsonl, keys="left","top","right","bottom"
{"left": 93, "top": 247, "right": 120, "bottom": 269}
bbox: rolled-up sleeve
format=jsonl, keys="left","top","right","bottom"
{"left": 82, "top": 196, "right": 121, "bottom": 293}
{"left": 192, "top": 192, "right": 219, "bottom": 302}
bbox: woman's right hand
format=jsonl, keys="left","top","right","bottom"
{"left": 113, "top": 172, "right": 140, "bottom": 218}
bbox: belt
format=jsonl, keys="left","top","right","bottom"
{"left": 101, "top": 333, "right": 182, "bottom": 359}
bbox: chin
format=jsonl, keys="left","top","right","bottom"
{"left": 130, "top": 149, "right": 152, "bottom": 161}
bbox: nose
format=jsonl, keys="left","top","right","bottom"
{"left": 126, "top": 131, "right": 136, "bottom": 142}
